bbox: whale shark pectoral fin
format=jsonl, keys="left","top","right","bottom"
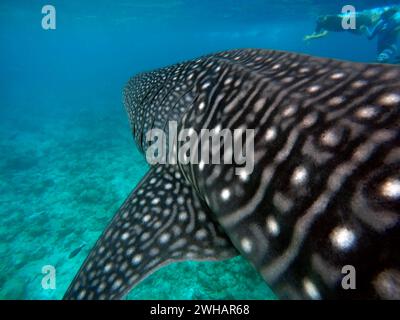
{"left": 64, "top": 165, "right": 237, "bottom": 300}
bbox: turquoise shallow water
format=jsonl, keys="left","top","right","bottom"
{"left": 0, "top": 0, "right": 398, "bottom": 300}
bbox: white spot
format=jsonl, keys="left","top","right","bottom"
{"left": 195, "top": 229, "right": 207, "bottom": 240}
{"left": 317, "top": 68, "right": 328, "bottom": 75}
{"left": 159, "top": 233, "right": 171, "bottom": 244}
{"left": 301, "top": 113, "right": 317, "bottom": 128}
{"left": 97, "top": 282, "right": 106, "bottom": 293}
{"left": 151, "top": 198, "right": 160, "bottom": 205}
{"left": 373, "top": 269, "right": 400, "bottom": 299}
{"left": 214, "top": 124, "right": 221, "bottom": 134}
{"left": 282, "top": 76, "right": 294, "bottom": 83}
{"left": 329, "top": 96, "right": 345, "bottom": 106}
{"left": 299, "top": 67, "right": 310, "bottom": 73}
{"left": 320, "top": 129, "right": 340, "bottom": 147}
{"left": 356, "top": 106, "right": 378, "bottom": 120}
{"left": 266, "top": 216, "right": 280, "bottom": 236}
{"left": 177, "top": 196, "right": 185, "bottom": 205}
{"left": 77, "top": 290, "right": 86, "bottom": 300}
{"left": 198, "top": 212, "right": 206, "bottom": 222}
{"left": 254, "top": 98, "right": 265, "bottom": 112}
{"left": 272, "top": 64, "right": 281, "bottom": 70}
{"left": 241, "top": 237, "right": 252, "bottom": 253}
{"left": 112, "top": 279, "right": 123, "bottom": 290}
{"left": 303, "top": 278, "right": 321, "bottom": 300}
{"left": 178, "top": 212, "right": 188, "bottom": 221}
{"left": 131, "top": 254, "right": 142, "bottom": 265}
{"left": 149, "top": 247, "right": 160, "bottom": 256}
{"left": 283, "top": 105, "right": 296, "bottom": 117}
{"left": 265, "top": 127, "right": 277, "bottom": 142}
{"left": 238, "top": 169, "right": 250, "bottom": 182}
{"left": 224, "top": 77, "right": 233, "bottom": 85}
{"left": 379, "top": 93, "right": 400, "bottom": 106}
{"left": 153, "top": 221, "right": 162, "bottom": 229}
{"left": 163, "top": 208, "right": 171, "bottom": 218}
{"left": 199, "top": 161, "right": 205, "bottom": 171}
{"left": 221, "top": 188, "right": 231, "bottom": 201}
{"left": 143, "top": 214, "right": 151, "bottom": 223}
{"left": 291, "top": 166, "right": 308, "bottom": 186}
{"left": 185, "top": 252, "right": 196, "bottom": 259}
{"left": 140, "top": 232, "right": 150, "bottom": 241}
{"left": 121, "top": 232, "right": 130, "bottom": 241}
{"left": 330, "top": 226, "right": 356, "bottom": 251}
{"left": 165, "top": 183, "right": 173, "bottom": 190}
{"left": 352, "top": 80, "right": 367, "bottom": 88}
{"left": 198, "top": 101, "right": 206, "bottom": 110}
{"left": 307, "top": 85, "right": 320, "bottom": 93}
{"left": 380, "top": 178, "right": 400, "bottom": 200}
{"left": 165, "top": 197, "right": 173, "bottom": 206}
{"left": 331, "top": 72, "right": 345, "bottom": 80}
{"left": 202, "top": 82, "right": 211, "bottom": 90}
{"left": 104, "top": 263, "right": 112, "bottom": 273}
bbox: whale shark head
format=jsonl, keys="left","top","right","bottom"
{"left": 64, "top": 49, "right": 400, "bottom": 300}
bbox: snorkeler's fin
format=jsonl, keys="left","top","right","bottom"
{"left": 64, "top": 164, "right": 237, "bottom": 300}
{"left": 303, "top": 30, "right": 329, "bottom": 41}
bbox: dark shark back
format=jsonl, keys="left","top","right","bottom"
{"left": 176, "top": 49, "right": 400, "bottom": 299}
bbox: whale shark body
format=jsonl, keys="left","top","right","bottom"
{"left": 65, "top": 49, "right": 400, "bottom": 300}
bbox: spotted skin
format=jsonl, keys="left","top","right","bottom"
{"left": 65, "top": 49, "right": 400, "bottom": 300}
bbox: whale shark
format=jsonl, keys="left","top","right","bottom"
{"left": 64, "top": 49, "right": 400, "bottom": 300}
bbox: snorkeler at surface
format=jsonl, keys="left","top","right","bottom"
{"left": 361, "top": 8, "right": 400, "bottom": 63}
{"left": 303, "top": 6, "right": 399, "bottom": 41}
{"left": 303, "top": 7, "right": 381, "bottom": 41}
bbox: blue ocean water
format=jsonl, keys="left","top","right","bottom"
{"left": 0, "top": 0, "right": 398, "bottom": 299}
